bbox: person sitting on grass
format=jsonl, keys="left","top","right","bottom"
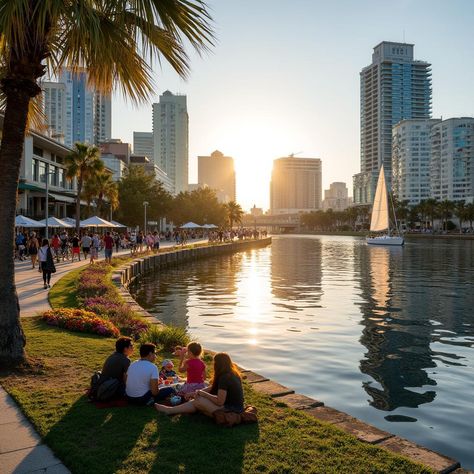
{"left": 159, "top": 359, "right": 177, "bottom": 381}
{"left": 125, "top": 343, "right": 174, "bottom": 405}
{"left": 155, "top": 352, "right": 244, "bottom": 417}
{"left": 99, "top": 336, "right": 134, "bottom": 397}
{"left": 175, "top": 342, "right": 207, "bottom": 399}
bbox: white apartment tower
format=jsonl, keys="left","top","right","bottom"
{"left": 430, "top": 118, "right": 474, "bottom": 203}
{"left": 133, "top": 132, "right": 154, "bottom": 159}
{"left": 153, "top": 91, "right": 189, "bottom": 193}
{"left": 271, "top": 157, "right": 322, "bottom": 214}
{"left": 354, "top": 42, "right": 432, "bottom": 205}
{"left": 41, "top": 81, "right": 67, "bottom": 143}
{"left": 94, "top": 92, "right": 112, "bottom": 146}
{"left": 392, "top": 119, "right": 441, "bottom": 205}
{"left": 322, "top": 182, "right": 352, "bottom": 211}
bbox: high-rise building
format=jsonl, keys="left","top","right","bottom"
{"left": 133, "top": 132, "right": 153, "bottom": 160}
{"left": 270, "top": 156, "right": 322, "bottom": 214}
{"left": 430, "top": 118, "right": 474, "bottom": 203}
{"left": 354, "top": 42, "right": 432, "bottom": 205}
{"left": 322, "top": 182, "right": 352, "bottom": 211}
{"left": 58, "top": 68, "right": 111, "bottom": 147}
{"left": 41, "top": 81, "right": 67, "bottom": 143}
{"left": 198, "top": 150, "right": 236, "bottom": 203}
{"left": 99, "top": 138, "right": 131, "bottom": 165}
{"left": 152, "top": 91, "right": 188, "bottom": 193}
{"left": 392, "top": 119, "right": 441, "bottom": 205}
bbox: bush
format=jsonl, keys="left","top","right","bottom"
{"left": 42, "top": 308, "right": 119, "bottom": 338}
{"left": 108, "top": 306, "right": 150, "bottom": 339}
{"left": 140, "top": 325, "right": 190, "bottom": 352}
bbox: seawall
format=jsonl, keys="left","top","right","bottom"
{"left": 110, "top": 236, "right": 464, "bottom": 474}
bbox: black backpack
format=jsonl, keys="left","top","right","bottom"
{"left": 88, "top": 371, "right": 102, "bottom": 401}
{"left": 88, "top": 371, "right": 121, "bottom": 402}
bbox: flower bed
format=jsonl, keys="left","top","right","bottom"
{"left": 42, "top": 308, "right": 120, "bottom": 338}
{"left": 76, "top": 260, "right": 150, "bottom": 339}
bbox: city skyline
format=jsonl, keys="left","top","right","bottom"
{"left": 111, "top": 0, "right": 474, "bottom": 211}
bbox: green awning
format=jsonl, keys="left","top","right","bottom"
{"left": 18, "top": 182, "right": 44, "bottom": 192}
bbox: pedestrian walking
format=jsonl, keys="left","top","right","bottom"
{"left": 90, "top": 233, "right": 100, "bottom": 264}
{"left": 28, "top": 232, "right": 39, "bottom": 269}
{"left": 81, "top": 233, "right": 92, "bottom": 260}
{"left": 103, "top": 231, "right": 114, "bottom": 264}
{"left": 38, "top": 238, "right": 56, "bottom": 289}
{"left": 71, "top": 234, "right": 81, "bottom": 262}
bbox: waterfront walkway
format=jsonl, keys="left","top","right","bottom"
{"left": 0, "top": 240, "right": 204, "bottom": 474}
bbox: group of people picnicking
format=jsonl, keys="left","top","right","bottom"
{"left": 94, "top": 337, "right": 247, "bottom": 421}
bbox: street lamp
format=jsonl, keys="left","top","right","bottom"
{"left": 143, "top": 201, "right": 149, "bottom": 234}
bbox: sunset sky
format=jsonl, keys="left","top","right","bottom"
{"left": 112, "top": 0, "right": 474, "bottom": 211}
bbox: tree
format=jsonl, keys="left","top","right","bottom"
{"left": 424, "top": 198, "right": 438, "bottom": 230}
{"left": 225, "top": 201, "right": 244, "bottom": 228}
{"left": 466, "top": 203, "right": 474, "bottom": 231}
{"left": 116, "top": 166, "right": 173, "bottom": 228}
{"left": 437, "top": 200, "right": 455, "bottom": 231}
{"left": 65, "top": 143, "right": 104, "bottom": 232}
{"left": 455, "top": 200, "right": 468, "bottom": 234}
{"left": 0, "top": 1, "right": 214, "bottom": 363}
{"left": 91, "top": 171, "right": 119, "bottom": 219}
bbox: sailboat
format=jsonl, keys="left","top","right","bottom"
{"left": 366, "top": 165, "right": 404, "bottom": 246}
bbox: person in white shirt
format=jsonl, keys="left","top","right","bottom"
{"left": 125, "top": 343, "right": 160, "bottom": 405}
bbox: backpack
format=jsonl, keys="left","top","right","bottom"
{"left": 96, "top": 378, "right": 120, "bottom": 401}
{"left": 88, "top": 371, "right": 102, "bottom": 401}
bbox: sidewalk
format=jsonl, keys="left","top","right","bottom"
{"left": 1, "top": 240, "right": 204, "bottom": 473}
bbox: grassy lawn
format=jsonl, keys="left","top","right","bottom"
{"left": 0, "top": 318, "right": 432, "bottom": 474}
{"left": 49, "top": 266, "right": 84, "bottom": 309}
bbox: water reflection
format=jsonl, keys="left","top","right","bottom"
{"left": 357, "top": 245, "right": 436, "bottom": 411}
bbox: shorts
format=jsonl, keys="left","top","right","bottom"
{"left": 90, "top": 248, "right": 98, "bottom": 257}
{"left": 82, "top": 247, "right": 90, "bottom": 253}
{"left": 178, "top": 382, "right": 207, "bottom": 395}
{"left": 104, "top": 249, "right": 112, "bottom": 258}
{"left": 154, "top": 242, "right": 160, "bottom": 249}
{"left": 72, "top": 247, "right": 80, "bottom": 254}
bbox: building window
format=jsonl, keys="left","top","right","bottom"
{"left": 32, "top": 159, "right": 39, "bottom": 181}
{"left": 39, "top": 161, "right": 46, "bottom": 183}
{"left": 33, "top": 146, "right": 44, "bottom": 157}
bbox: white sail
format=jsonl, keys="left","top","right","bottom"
{"left": 370, "top": 166, "right": 389, "bottom": 232}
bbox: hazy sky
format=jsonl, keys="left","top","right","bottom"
{"left": 112, "top": 0, "right": 474, "bottom": 211}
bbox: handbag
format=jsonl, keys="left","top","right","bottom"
{"left": 213, "top": 405, "right": 258, "bottom": 427}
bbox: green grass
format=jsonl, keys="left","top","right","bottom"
{"left": 0, "top": 318, "right": 433, "bottom": 474}
{"left": 48, "top": 266, "right": 84, "bottom": 309}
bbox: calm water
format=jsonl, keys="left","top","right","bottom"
{"left": 131, "top": 235, "right": 474, "bottom": 468}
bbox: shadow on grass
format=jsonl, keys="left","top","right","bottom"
{"left": 45, "top": 396, "right": 259, "bottom": 474}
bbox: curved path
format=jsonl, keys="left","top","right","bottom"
{"left": 0, "top": 240, "right": 205, "bottom": 473}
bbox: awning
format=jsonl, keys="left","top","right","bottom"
{"left": 49, "top": 193, "right": 76, "bottom": 204}
{"left": 18, "top": 182, "right": 44, "bottom": 192}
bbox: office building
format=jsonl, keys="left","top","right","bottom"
{"left": 270, "top": 156, "right": 322, "bottom": 214}
{"left": 392, "top": 119, "right": 441, "bottom": 205}
{"left": 152, "top": 91, "right": 188, "bottom": 193}
{"left": 322, "top": 182, "right": 352, "bottom": 211}
{"left": 354, "top": 41, "right": 432, "bottom": 205}
{"left": 94, "top": 92, "right": 112, "bottom": 145}
{"left": 198, "top": 150, "right": 236, "bottom": 203}
{"left": 133, "top": 132, "right": 154, "bottom": 160}
{"left": 430, "top": 118, "right": 474, "bottom": 203}
{"left": 99, "top": 139, "right": 131, "bottom": 165}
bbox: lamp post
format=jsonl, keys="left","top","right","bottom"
{"left": 143, "top": 201, "right": 149, "bottom": 234}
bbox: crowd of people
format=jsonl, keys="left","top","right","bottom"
{"left": 95, "top": 337, "right": 245, "bottom": 421}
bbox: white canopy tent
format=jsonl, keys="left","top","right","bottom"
{"left": 202, "top": 224, "right": 218, "bottom": 229}
{"left": 80, "top": 216, "right": 116, "bottom": 228}
{"left": 180, "top": 222, "right": 202, "bottom": 229}
{"left": 111, "top": 220, "right": 127, "bottom": 228}
{"left": 15, "top": 215, "right": 45, "bottom": 228}
{"left": 62, "top": 217, "right": 77, "bottom": 226}
{"left": 39, "top": 217, "right": 73, "bottom": 228}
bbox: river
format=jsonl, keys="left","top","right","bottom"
{"left": 130, "top": 235, "right": 474, "bottom": 468}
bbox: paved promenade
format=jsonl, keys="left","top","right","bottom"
{"left": 1, "top": 240, "right": 202, "bottom": 473}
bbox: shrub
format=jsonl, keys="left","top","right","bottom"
{"left": 140, "top": 325, "right": 190, "bottom": 352}
{"left": 42, "top": 308, "right": 119, "bottom": 338}
{"left": 83, "top": 296, "right": 122, "bottom": 316}
{"left": 108, "top": 306, "right": 150, "bottom": 339}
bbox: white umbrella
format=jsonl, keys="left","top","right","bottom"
{"left": 180, "top": 222, "right": 202, "bottom": 229}
{"left": 38, "top": 216, "right": 73, "bottom": 228}
{"left": 203, "top": 224, "right": 218, "bottom": 229}
{"left": 15, "top": 215, "right": 45, "bottom": 228}
{"left": 62, "top": 217, "right": 77, "bottom": 226}
{"left": 111, "top": 220, "right": 127, "bottom": 228}
{"left": 80, "top": 216, "right": 115, "bottom": 227}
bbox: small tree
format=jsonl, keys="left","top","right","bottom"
{"left": 225, "top": 201, "right": 244, "bottom": 229}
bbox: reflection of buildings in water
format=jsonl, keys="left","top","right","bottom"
{"left": 271, "top": 237, "right": 322, "bottom": 304}
{"left": 133, "top": 253, "right": 243, "bottom": 327}
{"left": 357, "top": 244, "right": 437, "bottom": 411}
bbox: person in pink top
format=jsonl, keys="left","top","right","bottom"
{"left": 176, "top": 342, "right": 207, "bottom": 399}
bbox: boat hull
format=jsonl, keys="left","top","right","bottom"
{"left": 366, "top": 235, "right": 404, "bottom": 246}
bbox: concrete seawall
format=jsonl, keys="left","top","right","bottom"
{"left": 110, "top": 236, "right": 465, "bottom": 474}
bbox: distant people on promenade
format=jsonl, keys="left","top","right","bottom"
{"left": 103, "top": 231, "right": 114, "bottom": 263}
{"left": 28, "top": 232, "right": 39, "bottom": 269}
{"left": 71, "top": 234, "right": 81, "bottom": 262}
{"left": 81, "top": 233, "right": 92, "bottom": 260}
{"left": 38, "top": 238, "right": 56, "bottom": 289}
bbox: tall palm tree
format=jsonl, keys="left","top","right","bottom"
{"left": 466, "top": 203, "right": 474, "bottom": 232}
{"left": 424, "top": 198, "right": 438, "bottom": 230}
{"left": 438, "top": 199, "right": 455, "bottom": 231}
{"left": 225, "top": 201, "right": 244, "bottom": 229}
{"left": 0, "top": 1, "right": 214, "bottom": 363}
{"left": 455, "top": 200, "right": 468, "bottom": 234}
{"left": 65, "top": 143, "right": 104, "bottom": 233}
{"left": 93, "top": 171, "right": 119, "bottom": 218}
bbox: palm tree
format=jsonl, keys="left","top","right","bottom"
{"left": 466, "top": 203, "right": 474, "bottom": 232}
{"left": 65, "top": 143, "right": 104, "bottom": 233}
{"left": 437, "top": 199, "right": 455, "bottom": 232}
{"left": 455, "top": 200, "right": 468, "bottom": 234}
{"left": 225, "top": 201, "right": 244, "bottom": 229}
{"left": 0, "top": 1, "right": 214, "bottom": 363}
{"left": 424, "top": 198, "right": 438, "bottom": 230}
{"left": 86, "top": 170, "right": 119, "bottom": 218}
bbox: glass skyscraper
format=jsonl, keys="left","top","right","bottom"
{"left": 353, "top": 42, "right": 432, "bottom": 205}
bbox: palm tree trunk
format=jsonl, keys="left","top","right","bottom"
{"left": 0, "top": 89, "right": 31, "bottom": 362}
